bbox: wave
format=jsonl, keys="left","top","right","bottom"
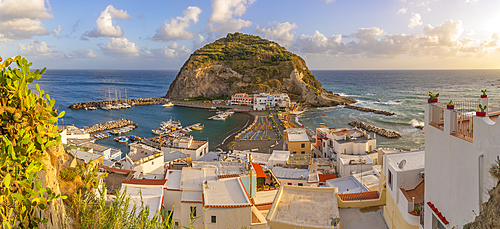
{"left": 376, "top": 100, "right": 405, "bottom": 105}
{"left": 378, "top": 119, "right": 411, "bottom": 125}
{"left": 409, "top": 119, "right": 424, "bottom": 127}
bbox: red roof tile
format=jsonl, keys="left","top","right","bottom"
{"left": 100, "top": 166, "right": 135, "bottom": 174}
{"left": 338, "top": 191, "right": 379, "bottom": 201}
{"left": 122, "top": 179, "right": 167, "bottom": 186}
{"left": 252, "top": 164, "right": 266, "bottom": 178}
{"left": 318, "top": 174, "right": 337, "bottom": 182}
{"left": 218, "top": 174, "right": 240, "bottom": 179}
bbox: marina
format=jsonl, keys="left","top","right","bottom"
{"left": 207, "top": 111, "right": 234, "bottom": 120}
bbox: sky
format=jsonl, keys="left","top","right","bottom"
{"left": 1, "top": 0, "right": 500, "bottom": 70}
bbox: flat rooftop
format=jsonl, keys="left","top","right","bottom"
{"left": 69, "top": 149, "right": 102, "bottom": 163}
{"left": 128, "top": 143, "right": 162, "bottom": 162}
{"left": 182, "top": 190, "right": 202, "bottom": 203}
{"left": 353, "top": 170, "right": 381, "bottom": 192}
{"left": 269, "top": 151, "right": 290, "bottom": 162}
{"left": 192, "top": 161, "right": 248, "bottom": 175}
{"left": 286, "top": 128, "right": 309, "bottom": 142}
{"left": 255, "top": 189, "right": 278, "bottom": 205}
{"left": 272, "top": 167, "right": 309, "bottom": 180}
{"left": 332, "top": 128, "right": 363, "bottom": 136}
{"left": 386, "top": 150, "right": 425, "bottom": 172}
{"left": 339, "top": 155, "right": 373, "bottom": 166}
{"left": 165, "top": 170, "right": 182, "bottom": 190}
{"left": 267, "top": 186, "right": 339, "bottom": 228}
{"left": 80, "top": 142, "right": 110, "bottom": 153}
{"left": 203, "top": 177, "right": 252, "bottom": 207}
{"left": 180, "top": 167, "right": 217, "bottom": 191}
{"left": 339, "top": 207, "right": 388, "bottom": 229}
{"left": 326, "top": 176, "right": 370, "bottom": 194}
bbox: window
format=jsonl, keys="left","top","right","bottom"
{"left": 152, "top": 161, "right": 154, "bottom": 165}
{"left": 301, "top": 143, "right": 305, "bottom": 148}
{"left": 388, "top": 170, "right": 393, "bottom": 190}
{"left": 369, "top": 145, "right": 372, "bottom": 151}
{"left": 301, "top": 151, "right": 305, "bottom": 154}
{"left": 298, "top": 183, "right": 303, "bottom": 186}
{"left": 343, "top": 149, "right": 346, "bottom": 154}
{"left": 200, "top": 152, "right": 202, "bottom": 156}
{"left": 190, "top": 206, "right": 197, "bottom": 217}
{"left": 293, "top": 151, "right": 296, "bottom": 154}
{"left": 288, "top": 183, "right": 292, "bottom": 185}
{"left": 211, "top": 216, "right": 217, "bottom": 223}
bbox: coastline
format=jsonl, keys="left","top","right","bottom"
{"left": 215, "top": 112, "right": 256, "bottom": 151}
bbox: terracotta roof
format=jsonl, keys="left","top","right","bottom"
{"left": 427, "top": 202, "right": 449, "bottom": 225}
{"left": 401, "top": 180, "right": 425, "bottom": 205}
{"left": 318, "top": 174, "right": 337, "bottom": 182}
{"left": 100, "top": 166, "right": 136, "bottom": 174}
{"left": 122, "top": 179, "right": 167, "bottom": 186}
{"left": 252, "top": 164, "right": 266, "bottom": 178}
{"left": 338, "top": 191, "right": 379, "bottom": 201}
{"left": 218, "top": 174, "right": 240, "bottom": 179}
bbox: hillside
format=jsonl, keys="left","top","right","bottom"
{"left": 165, "top": 32, "right": 355, "bottom": 106}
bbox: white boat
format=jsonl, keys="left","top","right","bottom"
{"left": 88, "top": 106, "right": 97, "bottom": 110}
{"left": 101, "top": 104, "right": 113, "bottom": 110}
{"left": 212, "top": 114, "right": 226, "bottom": 121}
{"left": 122, "top": 103, "right": 131, "bottom": 108}
{"left": 162, "top": 102, "right": 174, "bottom": 107}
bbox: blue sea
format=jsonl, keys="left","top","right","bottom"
{"left": 32, "top": 69, "right": 500, "bottom": 153}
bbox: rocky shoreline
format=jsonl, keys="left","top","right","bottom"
{"left": 348, "top": 121, "right": 401, "bottom": 138}
{"left": 82, "top": 119, "right": 136, "bottom": 133}
{"left": 344, "top": 104, "right": 395, "bottom": 116}
{"left": 68, "top": 98, "right": 168, "bottom": 110}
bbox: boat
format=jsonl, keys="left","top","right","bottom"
{"left": 101, "top": 104, "right": 113, "bottom": 110}
{"left": 114, "top": 136, "right": 128, "bottom": 143}
{"left": 122, "top": 103, "right": 131, "bottom": 108}
{"left": 162, "top": 102, "right": 174, "bottom": 107}
{"left": 192, "top": 124, "right": 204, "bottom": 131}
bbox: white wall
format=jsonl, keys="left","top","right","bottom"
{"left": 424, "top": 104, "right": 500, "bottom": 229}
{"left": 204, "top": 207, "right": 253, "bottom": 229}
{"left": 134, "top": 156, "right": 164, "bottom": 175}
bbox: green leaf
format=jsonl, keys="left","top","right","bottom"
{"left": 3, "top": 174, "right": 11, "bottom": 188}
{"left": 12, "top": 193, "right": 24, "bottom": 200}
{"left": 57, "top": 110, "right": 65, "bottom": 118}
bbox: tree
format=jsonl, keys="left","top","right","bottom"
{"left": 0, "top": 56, "right": 65, "bottom": 228}
{"left": 230, "top": 141, "right": 235, "bottom": 153}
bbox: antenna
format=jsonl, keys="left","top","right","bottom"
{"left": 398, "top": 159, "right": 407, "bottom": 169}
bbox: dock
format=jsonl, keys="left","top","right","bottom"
{"left": 82, "top": 119, "right": 136, "bottom": 133}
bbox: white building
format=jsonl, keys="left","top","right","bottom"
{"left": 122, "top": 143, "right": 164, "bottom": 179}
{"left": 271, "top": 167, "right": 320, "bottom": 186}
{"left": 316, "top": 127, "right": 376, "bottom": 161}
{"left": 337, "top": 154, "right": 374, "bottom": 177}
{"left": 120, "top": 179, "right": 166, "bottom": 219}
{"left": 65, "top": 125, "right": 91, "bottom": 140}
{"left": 80, "top": 142, "right": 121, "bottom": 160}
{"left": 161, "top": 136, "right": 208, "bottom": 161}
{"left": 273, "top": 94, "right": 290, "bottom": 108}
{"left": 423, "top": 98, "right": 500, "bottom": 229}
{"left": 253, "top": 94, "right": 267, "bottom": 111}
{"left": 382, "top": 150, "right": 425, "bottom": 229}
{"left": 267, "top": 150, "right": 290, "bottom": 167}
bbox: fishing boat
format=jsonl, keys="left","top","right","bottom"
{"left": 114, "top": 136, "right": 128, "bottom": 143}
{"left": 162, "top": 102, "right": 174, "bottom": 107}
{"left": 192, "top": 124, "right": 204, "bottom": 131}
{"left": 101, "top": 104, "right": 113, "bottom": 110}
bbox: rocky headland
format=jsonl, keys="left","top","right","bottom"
{"left": 165, "top": 32, "right": 355, "bottom": 107}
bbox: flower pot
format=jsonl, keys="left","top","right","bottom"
{"left": 481, "top": 95, "right": 487, "bottom": 98}
{"left": 428, "top": 98, "right": 438, "bottom": 103}
{"left": 447, "top": 105, "right": 454, "bottom": 110}
{"left": 476, "top": 111, "right": 486, "bottom": 116}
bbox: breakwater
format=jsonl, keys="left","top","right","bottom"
{"left": 83, "top": 119, "right": 136, "bottom": 133}
{"left": 68, "top": 98, "right": 168, "bottom": 110}
{"left": 344, "top": 104, "right": 395, "bottom": 116}
{"left": 348, "top": 121, "right": 401, "bottom": 138}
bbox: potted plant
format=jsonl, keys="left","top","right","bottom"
{"left": 447, "top": 100, "right": 454, "bottom": 110}
{"left": 477, "top": 104, "right": 487, "bottom": 116}
{"left": 427, "top": 91, "right": 439, "bottom": 103}
{"left": 481, "top": 89, "right": 487, "bottom": 98}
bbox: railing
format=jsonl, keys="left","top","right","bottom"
{"left": 456, "top": 112, "right": 473, "bottom": 139}
{"left": 429, "top": 103, "right": 444, "bottom": 125}
{"left": 419, "top": 205, "right": 425, "bottom": 227}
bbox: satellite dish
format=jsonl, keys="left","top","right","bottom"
{"left": 331, "top": 217, "right": 341, "bottom": 226}
{"left": 398, "top": 159, "right": 407, "bottom": 169}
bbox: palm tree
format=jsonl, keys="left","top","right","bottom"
{"left": 230, "top": 141, "right": 235, "bottom": 153}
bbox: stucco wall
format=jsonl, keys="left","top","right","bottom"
{"left": 288, "top": 141, "right": 310, "bottom": 155}
{"left": 203, "top": 207, "right": 252, "bottom": 229}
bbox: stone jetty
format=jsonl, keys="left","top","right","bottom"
{"left": 82, "top": 119, "right": 136, "bottom": 133}
{"left": 344, "top": 104, "right": 395, "bottom": 116}
{"left": 348, "top": 121, "right": 401, "bottom": 138}
{"left": 68, "top": 97, "right": 168, "bottom": 110}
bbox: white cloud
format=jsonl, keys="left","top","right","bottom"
{"left": 65, "top": 49, "right": 97, "bottom": 59}
{"left": 465, "top": 0, "right": 478, "bottom": 3}
{"left": 256, "top": 22, "right": 298, "bottom": 46}
{"left": 152, "top": 6, "right": 202, "bottom": 42}
{"left": 293, "top": 19, "right": 500, "bottom": 58}
{"left": 324, "top": 0, "right": 336, "bottom": 3}
{"left": 151, "top": 42, "right": 191, "bottom": 59}
{"left": 83, "top": 5, "right": 131, "bottom": 38}
{"left": 408, "top": 13, "right": 422, "bottom": 29}
{"left": 100, "top": 37, "right": 139, "bottom": 57}
{"left": 467, "top": 30, "right": 475, "bottom": 35}
{"left": 208, "top": 0, "right": 255, "bottom": 33}
{"left": 18, "top": 40, "right": 61, "bottom": 56}
{"left": 398, "top": 8, "right": 408, "bottom": 14}
{"left": 0, "top": 0, "right": 52, "bottom": 42}
{"left": 53, "top": 25, "right": 62, "bottom": 37}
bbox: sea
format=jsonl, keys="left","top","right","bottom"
{"left": 32, "top": 69, "right": 500, "bottom": 155}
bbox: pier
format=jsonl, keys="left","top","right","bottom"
{"left": 82, "top": 119, "right": 136, "bottom": 133}
{"left": 348, "top": 121, "right": 401, "bottom": 138}
{"left": 68, "top": 97, "right": 168, "bottom": 110}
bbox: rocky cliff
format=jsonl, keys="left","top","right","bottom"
{"left": 166, "top": 32, "right": 355, "bottom": 107}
